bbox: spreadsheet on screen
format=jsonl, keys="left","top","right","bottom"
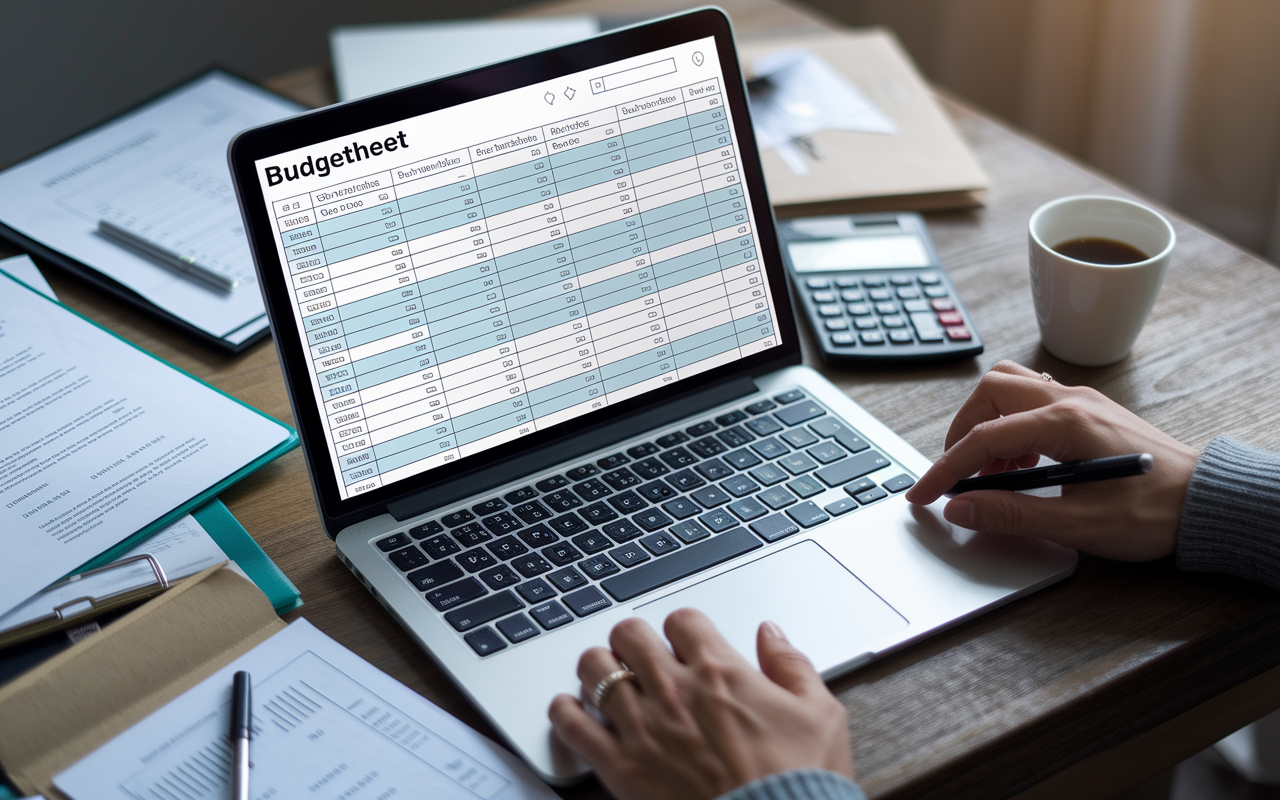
{"left": 255, "top": 37, "right": 780, "bottom": 500}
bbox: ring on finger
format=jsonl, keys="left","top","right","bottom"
{"left": 1041, "top": 372, "right": 1054, "bottom": 382}
{"left": 593, "top": 668, "right": 637, "bottom": 708}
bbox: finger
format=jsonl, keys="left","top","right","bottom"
{"left": 943, "top": 368, "right": 1063, "bottom": 451}
{"left": 942, "top": 489, "right": 1101, "bottom": 544}
{"left": 663, "top": 607, "right": 752, "bottom": 670}
{"left": 548, "top": 694, "right": 621, "bottom": 771}
{"left": 756, "top": 621, "right": 826, "bottom": 697}
{"left": 575, "top": 645, "right": 647, "bottom": 732}
{"left": 607, "top": 616, "right": 681, "bottom": 688}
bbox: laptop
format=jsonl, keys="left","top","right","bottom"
{"left": 229, "top": 8, "right": 1076, "bottom": 784}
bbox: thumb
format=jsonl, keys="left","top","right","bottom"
{"left": 757, "top": 621, "right": 825, "bottom": 697}
{"left": 944, "top": 490, "right": 1083, "bottom": 543}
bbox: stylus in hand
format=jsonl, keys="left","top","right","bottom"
{"left": 948, "top": 453, "right": 1154, "bottom": 495}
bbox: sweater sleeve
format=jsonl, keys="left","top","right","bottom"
{"left": 1175, "top": 436, "right": 1280, "bottom": 589}
{"left": 716, "top": 770, "right": 867, "bottom": 800}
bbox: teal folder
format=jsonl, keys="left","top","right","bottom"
{"left": 192, "top": 499, "right": 302, "bottom": 615}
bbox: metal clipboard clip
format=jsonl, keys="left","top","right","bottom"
{"left": 0, "top": 555, "right": 170, "bottom": 649}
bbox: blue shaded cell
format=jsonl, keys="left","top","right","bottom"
{"left": 657, "top": 257, "right": 723, "bottom": 291}
{"left": 509, "top": 304, "right": 585, "bottom": 340}
{"left": 506, "top": 292, "right": 580, "bottom": 326}
{"left": 505, "top": 277, "right": 577, "bottom": 314}
{"left": 324, "top": 230, "right": 406, "bottom": 264}
{"left": 584, "top": 281, "right": 657, "bottom": 316}
{"left": 483, "top": 185, "right": 555, "bottom": 217}
{"left": 350, "top": 339, "right": 433, "bottom": 377}
{"left": 430, "top": 299, "right": 509, "bottom": 336}
{"left": 495, "top": 237, "right": 566, "bottom": 271}
{"left": 644, "top": 209, "right": 709, "bottom": 240}
{"left": 625, "top": 129, "right": 694, "bottom": 162}
{"left": 553, "top": 150, "right": 626, "bottom": 182}
{"left": 647, "top": 219, "right": 712, "bottom": 252}
{"left": 674, "top": 336, "right": 738, "bottom": 369}
{"left": 571, "top": 228, "right": 645, "bottom": 262}
{"left": 344, "top": 313, "right": 422, "bottom": 349}
{"left": 398, "top": 178, "right": 479, "bottom": 214}
{"left": 652, "top": 244, "right": 718, "bottom": 278}
{"left": 399, "top": 192, "right": 478, "bottom": 229}
{"left": 601, "top": 353, "right": 675, "bottom": 392}
{"left": 280, "top": 223, "right": 319, "bottom": 251}
{"left": 402, "top": 207, "right": 478, "bottom": 242}
{"left": 628, "top": 143, "right": 697, "bottom": 174}
{"left": 640, "top": 194, "right": 706, "bottom": 226}
{"left": 555, "top": 164, "right": 628, "bottom": 196}
{"left": 479, "top": 170, "right": 554, "bottom": 205}
{"left": 456, "top": 409, "right": 529, "bottom": 448}
{"left": 623, "top": 117, "right": 691, "bottom": 147}
{"left": 567, "top": 216, "right": 641, "bottom": 251}
{"left": 417, "top": 260, "right": 496, "bottom": 294}
{"left": 433, "top": 327, "right": 512, "bottom": 365}
{"left": 530, "top": 380, "right": 605, "bottom": 418}
{"left": 734, "top": 311, "right": 772, "bottom": 334}
{"left": 421, "top": 278, "right": 500, "bottom": 314}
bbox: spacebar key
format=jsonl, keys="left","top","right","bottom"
{"left": 601, "top": 528, "right": 762, "bottom": 602}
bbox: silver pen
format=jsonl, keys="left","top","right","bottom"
{"left": 98, "top": 219, "right": 239, "bottom": 291}
{"left": 231, "top": 670, "right": 252, "bottom": 800}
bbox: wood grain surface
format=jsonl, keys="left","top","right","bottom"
{"left": 6, "top": 0, "right": 1280, "bottom": 797}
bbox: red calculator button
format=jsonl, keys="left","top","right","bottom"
{"left": 944, "top": 326, "right": 972, "bottom": 341}
{"left": 930, "top": 298, "right": 955, "bottom": 312}
{"left": 936, "top": 311, "right": 964, "bottom": 326}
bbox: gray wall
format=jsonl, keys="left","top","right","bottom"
{"left": 0, "top": 0, "right": 526, "bottom": 166}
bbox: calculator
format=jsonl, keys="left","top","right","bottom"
{"left": 777, "top": 212, "right": 983, "bottom": 363}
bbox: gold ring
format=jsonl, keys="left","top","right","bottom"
{"left": 593, "top": 668, "right": 636, "bottom": 708}
{"left": 1041, "top": 372, "right": 1054, "bottom": 382}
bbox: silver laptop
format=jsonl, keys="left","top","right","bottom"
{"left": 229, "top": 9, "right": 1076, "bottom": 784}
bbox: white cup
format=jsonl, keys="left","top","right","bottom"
{"left": 1029, "top": 195, "right": 1175, "bottom": 366}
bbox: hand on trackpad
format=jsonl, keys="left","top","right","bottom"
{"left": 634, "top": 540, "right": 907, "bottom": 674}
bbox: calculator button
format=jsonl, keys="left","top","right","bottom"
{"left": 861, "top": 276, "right": 886, "bottom": 287}
{"left": 896, "top": 286, "right": 921, "bottom": 299}
{"left": 903, "top": 299, "right": 931, "bottom": 313}
{"left": 924, "top": 286, "right": 949, "bottom": 298}
{"left": 854, "top": 317, "right": 878, "bottom": 330}
{"left": 824, "top": 318, "right": 850, "bottom": 331}
{"left": 869, "top": 288, "right": 892, "bottom": 301}
{"left": 881, "top": 316, "right": 906, "bottom": 328}
{"left": 830, "top": 332, "right": 856, "bottom": 346}
{"left": 937, "top": 311, "right": 964, "bottom": 326}
{"left": 945, "top": 326, "right": 973, "bottom": 341}
{"left": 811, "top": 290, "right": 836, "bottom": 303}
{"left": 918, "top": 273, "right": 942, "bottom": 285}
{"left": 840, "top": 289, "right": 865, "bottom": 302}
{"left": 888, "top": 330, "right": 914, "bottom": 344}
{"left": 889, "top": 274, "right": 914, "bottom": 286}
{"left": 930, "top": 298, "right": 956, "bottom": 311}
{"left": 847, "top": 302, "right": 871, "bottom": 316}
{"left": 805, "top": 278, "right": 830, "bottom": 289}
{"left": 834, "top": 277, "right": 859, "bottom": 288}
{"left": 909, "top": 312, "right": 945, "bottom": 342}
{"left": 860, "top": 331, "right": 886, "bottom": 345}
{"left": 874, "top": 302, "right": 897, "bottom": 315}
{"left": 817, "top": 304, "right": 843, "bottom": 318}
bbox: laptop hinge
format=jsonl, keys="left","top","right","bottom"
{"left": 386, "top": 375, "right": 759, "bottom": 522}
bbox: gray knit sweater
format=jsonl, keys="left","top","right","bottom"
{"left": 719, "top": 435, "right": 1280, "bottom": 800}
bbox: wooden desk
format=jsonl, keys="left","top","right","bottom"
{"left": 8, "top": 0, "right": 1280, "bottom": 797}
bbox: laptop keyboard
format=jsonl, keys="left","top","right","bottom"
{"left": 369, "top": 389, "right": 916, "bottom": 657}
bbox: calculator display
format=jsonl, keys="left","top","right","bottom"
{"left": 786, "top": 235, "right": 932, "bottom": 272}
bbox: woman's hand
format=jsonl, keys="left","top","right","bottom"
{"left": 548, "top": 609, "right": 854, "bottom": 800}
{"left": 905, "top": 360, "right": 1198, "bottom": 560}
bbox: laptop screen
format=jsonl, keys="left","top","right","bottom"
{"left": 252, "top": 35, "right": 781, "bottom": 501}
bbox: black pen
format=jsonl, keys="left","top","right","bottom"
{"left": 948, "top": 453, "right": 1153, "bottom": 494}
{"left": 231, "top": 671, "right": 252, "bottom": 800}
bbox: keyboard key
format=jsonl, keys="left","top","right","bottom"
{"left": 745, "top": 399, "right": 777, "bottom": 414}
{"left": 773, "top": 390, "right": 805, "bottom": 404}
{"left": 750, "top": 513, "right": 802, "bottom": 543}
{"left": 717, "top": 426, "right": 754, "bottom": 448}
{"left": 854, "top": 317, "right": 879, "bottom": 330}
{"left": 780, "top": 428, "right": 819, "bottom": 449}
{"left": 603, "top": 519, "right": 644, "bottom": 542}
{"left": 657, "top": 431, "right": 690, "bottom": 448}
{"left": 807, "top": 442, "right": 847, "bottom": 463}
{"left": 824, "top": 318, "right": 850, "bottom": 331}
{"left": 881, "top": 315, "right": 906, "bottom": 328}
{"left": 511, "top": 501, "right": 553, "bottom": 524}
{"left": 464, "top": 627, "right": 506, "bottom": 656}
{"left": 840, "top": 289, "right": 866, "bottom": 302}
{"left": 699, "top": 508, "right": 740, "bottom": 533}
{"left": 426, "top": 577, "right": 486, "bottom": 611}
{"left": 458, "top": 547, "right": 497, "bottom": 573}
{"left": 389, "top": 545, "right": 429, "bottom": 571}
{"left": 566, "top": 464, "right": 600, "bottom": 481}
{"left": 855, "top": 486, "right": 889, "bottom": 504}
{"left": 749, "top": 463, "right": 789, "bottom": 486}
{"left": 870, "top": 288, "right": 892, "bottom": 301}
{"left": 745, "top": 416, "right": 784, "bottom": 437}
{"left": 758, "top": 485, "right": 797, "bottom": 510}
{"left": 572, "top": 478, "right": 612, "bottom": 501}
{"left": 421, "top": 534, "right": 461, "bottom": 559}
{"left": 694, "top": 458, "right": 735, "bottom": 481}
{"left": 407, "top": 560, "right": 463, "bottom": 591}
{"left": 602, "top": 467, "right": 641, "bottom": 490}
{"left": 610, "top": 541, "right": 651, "bottom": 567}
{"left": 445, "top": 591, "right": 523, "bottom": 632}
{"left": 479, "top": 565, "right": 521, "bottom": 590}
{"left": 517, "top": 523, "right": 559, "bottom": 548}
{"left": 564, "top": 586, "right": 612, "bottom": 617}
{"left": 496, "top": 613, "right": 540, "bottom": 643}
{"left": 640, "top": 532, "right": 681, "bottom": 556}
{"left": 409, "top": 520, "right": 444, "bottom": 539}
{"left": 690, "top": 486, "right": 731, "bottom": 508}
{"left": 530, "top": 600, "right": 574, "bottom": 629}
{"left": 516, "top": 578, "right": 556, "bottom": 603}
{"left": 847, "top": 303, "right": 872, "bottom": 317}
{"left": 659, "top": 447, "right": 699, "bottom": 469}
{"left": 376, "top": 533, "right": 411, "bottom": 552}
{"left": 815, "top": 451, "right": 890, "bottom": 487}
{"left": 572, "top": 530, "right": 614, "bottom": 554}
{"left": 580, "top": 501, "right": 619, "bottom": 525}
{"left": 535, "top": 475, "right": 569, "bottom": 492}
{"left": 687, "top": 421, "right": 718, "bottom": 436}
{"left": 860, "top": 331, "right": 886, "bottom": 345}
{"left": 715, "top": 410, "right": 749, "bottom": 426}
{"left": 689, "top": 436, "right": 728, "bottom": 458}
{"left": 504, "top": 486, "right": 538, "bottom": 504}
{"left": 889, "top": 330, "right": 914, "bottom": 344}
{"left": 843, "top": 478, "right": 876, "bottom": 498}
{"left": 661, "top": 497, "right": 701, "bottom": 520}
{"left": 824, "top": 497, "right": 859, "bottom": 516}
{"left": 786, "top": 502, "right": 830, "bottom": 528}
{"left": 632, "top": 457, "right": 670, "bottom": 479}
{"left": 472, "top": 497, "right": 507, "bottom": 516}
{"left": 511, "top": 554, "right": 554, "bottom": 578}
{"left": 811, "top": 290, "right": 837, "bottom": 303}
{"left": 830, "top": 332, "right": 856, "bottom": 347}
{"left": 728, "top": 497, "right": 768, "bottom": 521}
{"left": 804, "top": 277, "right": 830, "bottom": 290}
{"left": 627, "top": 442, "right": 660, "bottom": 459}
{"left": 775, "top": 401, "right": 824, "bottom": 426}
{"left": 542, "top": 542, "right": 584, "bottom": 566}
{"left": 486, "top": 535, "right": 528, "bottom": 560}
{"left": 724, "top": 448, "right": 762, "bottom": 470}
{"left": 786, "top": 475, "right": 825, "bottom": 499}
{"left": 451, "top": 523, "right": 491, "bottom": 547}
{"left": 548, "top": 513, "right": 589, "bottom": 536}
{"left": 777, "top": 453, "right": 817, "bottom": 475}
{"left": 547, "top": 566, "right": 588, "bottom": 592}
{"left": 607, "top": 490, "right": 648, "bottom": 514}
{"left": 896, "top": 286, "right": 921, "bottom": 299}
{"left": 579, "top": 555, "right": 620, "bottom": 579}
{"left": 598, "top": 452, "right": 630, "bottom": 469}
{"left": 602, "top": 528, "right": 762, "bottom": 601}
{"left": 720, "top": 474, "right": 760, "bottom": 497}
{"left": 441, "top": 510, "right": 475, "bottom": 528}
{"left": 637, "top": 479, "right": 676, "bottom": 501}
{"left": 670, "top": 520, "right": 711, "bottom": 543}
{"left": 667, "top": 468, "right": 706, "bottom": 492}
{"left": 633, "top": 508, "right": 674, "bottom": 532}
{"left": 544, "top": 489, "right": 583, "bottom": 512}
{"left": 481, "top": 511, "right": 523, "bottom": 536}
{"left": 882, "top": 474, "right": 916, "bottom": 493}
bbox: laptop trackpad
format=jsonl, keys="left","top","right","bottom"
{"left": 634, "top": 540, "right": 908, "bottom": 673}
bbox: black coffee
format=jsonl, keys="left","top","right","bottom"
{"left": 1052, "top": 237, "right": 1148, "bottom": 265}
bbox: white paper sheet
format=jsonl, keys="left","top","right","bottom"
{"left": 57, "top": 619, "right": 559, "bottom": 800}
{"left": 0, "top": 73, "right": 302, "bottom": 344}
{"left": 332, "top": 17, "right": 599, "bottom": 101}
{"left": 0, "top": 270, "right": 290, "bottom": 615}
{"left": 0, "top": 255, "right": 56, "bottom": 300}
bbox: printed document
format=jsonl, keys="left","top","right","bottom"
{"left": 56, "top": 619, "right": 559, "bottom": 800}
